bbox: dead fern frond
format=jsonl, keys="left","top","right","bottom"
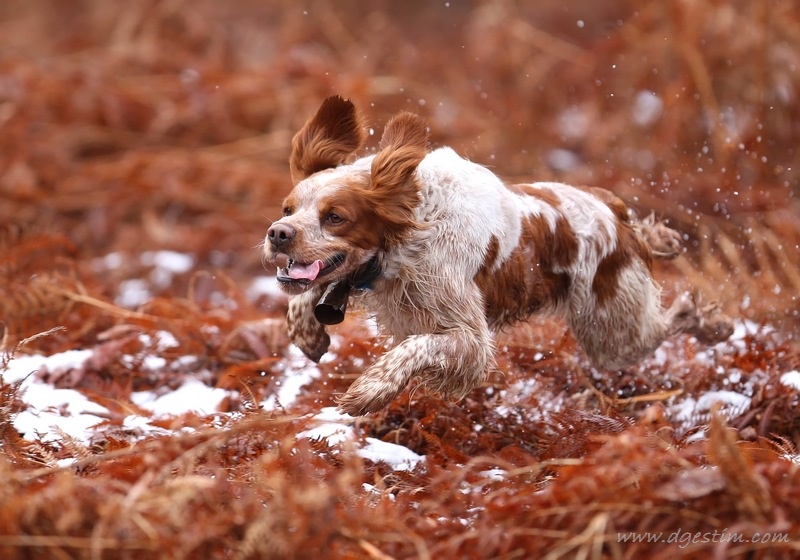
{"left": 52, "top": 428, "right": 94, "bottom": 465}
{"left": 706, "top": 407, "right": 774, "bottom": 522}
{"left": 0, "top": 277, "right": 76, "bottom": 330}
{"left": 671, "top": 212, "right": 800, "bottom": 328}
{"left": 0, "top": 223, "right": 77, "bottom": 277}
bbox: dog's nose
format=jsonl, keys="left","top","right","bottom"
{"left": 267, "top": 223, "right": 296, "bottom": 249}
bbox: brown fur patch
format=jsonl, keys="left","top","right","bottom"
{"left": 368, "top": 111, "right": 429, "bottom": 248}
{"left": 576, "top": 185, "right": 631, "bottom": 223}
{"left": 476, "top": 212, "right": 578, "bottom": 329}
{"left": 592, "top": 222, "right": 653, "bottom": 306}
{"left": 290, "top": 96, "right": 368, "bottom": 183}
{"left": 483, "top": 236, "right": 500, "bottom": 271}
{"left": 510, "top": 183, "right": 562, "bottom": 208}
{"left": 317, "top": 179, "right": 390, "bottom": 251}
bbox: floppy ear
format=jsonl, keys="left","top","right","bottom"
{"left": 290, "top": 96, "right": 367, "bottom": 184}
{"left": 369, "top": 111, "right": 429, "bottom": 246}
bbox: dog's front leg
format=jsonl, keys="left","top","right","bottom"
{"left": 286, "top": 285, "right": 330, "bottom": 362}
{"left": 336, "top": 327, "right": 493, "bottom": 416}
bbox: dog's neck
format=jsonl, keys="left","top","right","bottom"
{"left": 351, "top": 255, "right": 383, "bottom": 291}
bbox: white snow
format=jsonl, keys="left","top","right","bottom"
{"left": 546, "top": 149, "right": 581, "bottom": 171}
{"left": 297, "top": 407, "right": 425, "bottom": 470}
{"left": 780, "top": 370, "right": 800, "bottom": 391}
{"left": 671, "top": 390, "right": 752, "bottom": 425}
{"left": 260, "top": 345, "right": 321, "bottom": 410}
{"left": 109, "top": 251, "right": 195, "bottom": 307}
{"left": 140, "top": 250, "right": 194, "bottom": 274}
{"left": 297, "top": 407, "right": 356, "bottom": 445}
{"left": 1, "top": 350, "right": 93, "bottom": 383}
{"left": 557, "top": 105, "right": 590, "bottom": 140}
{"left": 8, "top": 318, "right": 772, "bottom": 470}
{"left": 2, "top": 348, "right": 425, "bottom": 472}
{"left": 131, "top": 378, "right": 227, "bottom": 416}
{"left": 299, "top": 422, "right": 355, "bottom": 445}
{"left": 358, "top": 437, "right": 424, "bottom": 471}
{"left": 12, "top": 384, "right": 108, "bottom": 444}
{"left": 116, "top": 279, "right": 151, "bottom": 308}
{"left": 151, "top": 330, "right": 180, "bottom": 350}
{"left": 2, "top": 350, "right": 107, "bottom": 443}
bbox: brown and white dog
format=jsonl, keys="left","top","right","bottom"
{"left": 265, "top": 96, "right": 733, "bottom": 416}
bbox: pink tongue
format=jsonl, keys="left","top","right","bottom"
{"left": 288, "top": 260, "right": 323, "bottom": 281}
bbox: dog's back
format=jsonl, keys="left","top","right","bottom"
{"left": 368, "top": 147, "right": 667, "bottom": 369}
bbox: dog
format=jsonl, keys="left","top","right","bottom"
{"left": 264, "top": 96, "right": 733, "bottom": 416}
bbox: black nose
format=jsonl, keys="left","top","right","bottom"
{"left": 267, "top": 223, "right": 296, "bottom": 249}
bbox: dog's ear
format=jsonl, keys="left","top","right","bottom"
{"left": 369, "top": 112, "right": 429, "bottom": 246}
{"left": 290, "top": 96, "right": 367, "bottom": 184}
{"left": 372, "top": 111, "right": 429, "bottom": 189}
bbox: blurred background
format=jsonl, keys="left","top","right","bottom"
{"left": 2, "top": 5, "right": 800, "bottom": 557}
{"left": 1, "top": 0, "right": 799, "bottom": 343}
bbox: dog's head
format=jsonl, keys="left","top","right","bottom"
{"left": 265, "top": 96, "right": 429, "bottom": 294}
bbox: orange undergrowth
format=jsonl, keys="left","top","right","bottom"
{"left": 1, "top": 1, "right": 800, "bottom": 559}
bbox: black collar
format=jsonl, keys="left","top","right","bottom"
{"left": 313, "top": 256, "right": 383, "bottom": 325}
{"left": 350, "top": 256, "right": 383, "bottom": 291}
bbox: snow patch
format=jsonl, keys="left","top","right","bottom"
{"left": 358, "top": 438, "right": 424, "bottom": 471}
{"left": 297, "top": 407, "right": 424, "bottom": 471}
{"left": 140, "top": 250, "right": 194, "bottom": 274}
{"left": 116, "top": 279, "right": 151, "bottom": 308}
{"left": 132, "top": 378, "right": 227, "bottom": 416}
{"left": 297, "top": 407, "right": 356, "bottom": 445}
{"left": 780, "top": 370, "right": 800, "bottom": 391}
{"left": 632, "top": 90, "right": 663, "bottom": 126}
{"left": 671, "top": 390, "right": 751, "bottom": 425}
{"left": 12, "top": 385, "right": 108, "bottom": 444}
{"left": 1, "top": 350, "right": 93, "bottom": 384}
{"left": 261, "top": 345, "right": 321, "bottom": 410}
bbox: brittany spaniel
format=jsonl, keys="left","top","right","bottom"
{"left": 265, "top": 96, "right": 733, "bottom": 416}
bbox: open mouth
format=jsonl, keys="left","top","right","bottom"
{"left": 276, "top": 253, "right": 346, "bottom": 286}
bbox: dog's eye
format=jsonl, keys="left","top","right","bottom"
{"left": 326, "top": 213, "right": 344, "bottom": 225}
{"left": 282, "top": 207, "right": 293, "bottom": 217}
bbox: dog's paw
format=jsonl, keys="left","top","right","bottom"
{"left": 639, "top": 214, "right": 682, "bottom": 259}
{"left": 692, "top": 300, "right": 735, "bottom": 344}
{"left": 336, "top": 373, "right": 405, "bottom": 416}
{"left": 667, "top": 291, "right": 734, "bottom": 344}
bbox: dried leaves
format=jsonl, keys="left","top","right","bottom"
{"left": 1, "top": 0, "right": 800, "bottom": 558}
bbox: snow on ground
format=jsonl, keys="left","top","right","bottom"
{"left": 297, "top": 407, "right": 424, "bottom": 471}
{"left": 260, "top": 345, "right": 323, "bottom": 411}
{"left": 2, "top": 350, "right": 103, "bottom": 444}
{"left": 1, "top": 319, "right": 780, "bottom": 467}
{"left": 670, "top": 390, "right": 752, "bottom": 425}
{"left": 664, "top": 319, "right": 778, "bottom": 433}
{"left": 1, "top": 340, "right": 424, "bottom": 471}
{"left": 131, "top": 378, "right": 228, "bottom": 417}
{"left": 780, "top": 370, "right": 800, "bottom": 391}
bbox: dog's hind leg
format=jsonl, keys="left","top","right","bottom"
{"left": 634, "top": 213, "right": 683, "bottom": 260}
{"left": 569, "top": 260, "right": 733, "bottom": 370}
{"left": 665, "top": 291, "right": 734, "bottom": 344}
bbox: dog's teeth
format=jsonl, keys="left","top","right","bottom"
{"left": 287, "top": 258, "right": 294, "bottom": 269}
